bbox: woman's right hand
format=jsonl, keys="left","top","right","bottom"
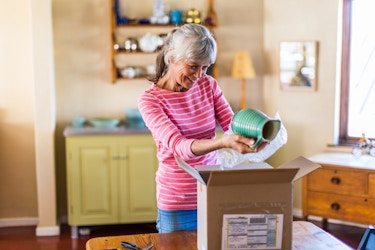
{"left": 221, "top": 134, "right": 268, "bottom": 154}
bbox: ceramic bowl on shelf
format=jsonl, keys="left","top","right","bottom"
{"left": 138, "top": 33, "right": 163, "bottom": 53}
{"left": 124, "top": 108, "right": 146, "bottom": 128}
{"left": 72, "top": 116, "right": 85, "bottom": 128}
{"left": 89, "top": 118, "right": 120, "bottom": 128}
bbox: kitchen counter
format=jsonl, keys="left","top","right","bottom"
{"left": 63, "top": 125, "right": 150, "bottom": 137}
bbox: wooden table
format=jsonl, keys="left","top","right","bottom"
{"left": 86, "top": 221, "right": 353, "bottom": 250}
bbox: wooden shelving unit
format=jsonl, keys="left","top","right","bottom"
{"left": 110, "top": 0, "right": 217, "bottom": 83}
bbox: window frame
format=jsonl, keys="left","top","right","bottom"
{"left": 339, "top": 0, "right": 358, "bottom": 145}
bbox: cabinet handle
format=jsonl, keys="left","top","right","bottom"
{"left": 121, "top": 154, "right": 127, "bottom": 160}
{"left": 112, "top": 155, "right": 119, "bottom": 160}
{"left": 331, "top": 177, "right": 341, "bottom": 185}
{"left": 331, "top": 203, "right": 340, "bottom": 211}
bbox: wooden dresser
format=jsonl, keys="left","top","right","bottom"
{"left": 303, "top": 152, "right": 375, "bottom": 226}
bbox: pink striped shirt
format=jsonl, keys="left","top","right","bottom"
{"left": 138, "top": 75, "right": 233, "bottom": 210}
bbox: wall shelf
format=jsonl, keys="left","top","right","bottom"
{"left": 110, "top": 0, "right": 217, "bottom": 83}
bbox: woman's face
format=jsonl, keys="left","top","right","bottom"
{"left": 171, "top": 59, "right": 209, "bottom": 90}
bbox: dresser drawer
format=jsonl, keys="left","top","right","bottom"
{"left": 306, "top": 191, "right": 375, "bottom": 224}
{"left": 307, "top": 168, "right": 367, "bottom": 195}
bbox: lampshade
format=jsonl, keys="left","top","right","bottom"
{"left": 231, "top": 51, "right": 256, "bottom": 79}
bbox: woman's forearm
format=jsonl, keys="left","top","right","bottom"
{"left": 190, "top": 134, "right": 258, "bottom": 156}
{"left": 190, "top": 138, "right": 224, "bottom": 156}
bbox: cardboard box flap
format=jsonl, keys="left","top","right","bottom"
{"left": 175, "top": 156, "right": 207, "bottom": 184}
{"left": 176, "top": 156, "right": 300, "bottom": 186}
{"left": 176, "top": 157, "right": 273, "bottom": 185}
{"left": 196, "top": 162, "right": 273, "bottom": 171}
{"left": 206, "top": 168, "right": 299, "bottom": 186}
{"left": 277, "top": 156, "right": 321, "bottom": 182}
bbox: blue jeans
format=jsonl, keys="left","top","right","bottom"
{"left": 156, "top": 209, "right": 197, "bottom": 233}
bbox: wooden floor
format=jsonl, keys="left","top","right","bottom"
{"left": 0, "top": 219, "right": 366, "bottom": 250}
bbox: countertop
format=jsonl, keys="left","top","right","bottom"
{"left": 309, "top": 151, "right": 375, "bottom": 170}
{"left": 64, "top": 125, "right": 224, "bottom": 137}
{"left": 63, "top": 125, "right": 150, "bottom": 137}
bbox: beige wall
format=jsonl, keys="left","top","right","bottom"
{"left": 0, "top": 0, "right": 38, "bottom": 219}
{"left": 0, "top": 0, "right": 346, "bottom": 232}
{"left": 53, "top": 0, "right": 264, "bottom": 219}
{"left": 0, "top": 0, "right": 58, "bottom": 234}
{"left": 263, "top": 0, "right": 341, "bottom": 210}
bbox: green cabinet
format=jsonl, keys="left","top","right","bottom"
{"left": 65, "top": 134, "right": 157, "bottom": 237}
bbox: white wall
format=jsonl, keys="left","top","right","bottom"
{"left": 30, "top": 0, "right": 59, "bottom": 235}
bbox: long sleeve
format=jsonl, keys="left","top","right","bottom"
{"left": 138, "top": 75, "right": 233, "bottom": 210}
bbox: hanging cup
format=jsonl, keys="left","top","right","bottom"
{"left": 231, "top": 108, "right": 281, "bottom": 150}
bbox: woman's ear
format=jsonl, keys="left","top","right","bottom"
{"left": 169, "top": 55, "right": 175, "bottom": 64}
{"left": 168, "top": 47, "right": 175, "bottom": 64}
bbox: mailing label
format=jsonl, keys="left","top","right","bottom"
{"left": 222, "top": 214, "right": 283, "bottom": 250}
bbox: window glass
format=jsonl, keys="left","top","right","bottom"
{"left": 347, "top": 0, "right": 375, "bottom": 138}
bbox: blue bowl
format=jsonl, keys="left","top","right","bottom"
{"left": 89, "top": 118, "right": 120, "bottom": 128}
{"left": 72, "top": 117, "right": 85, "bottom": 127}
{"left": 124, "top": 108, "right": 146, "bottom": 128}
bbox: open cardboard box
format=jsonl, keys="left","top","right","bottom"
{"left": 176, "top": 156, "right": 320, "bottom": 250}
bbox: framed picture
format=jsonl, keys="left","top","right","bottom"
{"left": 279, "top": 41, "right": 318, "bottom": 91}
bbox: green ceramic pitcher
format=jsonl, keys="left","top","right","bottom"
{"left": 231, "top": 108, "right": 281, "bottom": 150}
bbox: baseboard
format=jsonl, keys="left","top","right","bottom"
{"left": 36, "top": 225, "right": 60, "bottom": 236}
{"left": 0, "top": 217, "right": 38, "bottom": 228}
{"left": 293, "top": 208, "right": 368, "bottom": 229}
{"left": 0, "top": 217, "right": 61, "bottom": 236}
{"left": 293, "top": 208, "right": 303, "bottom": 218}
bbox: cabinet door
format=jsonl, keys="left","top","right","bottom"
{"left": 66, "top": 137, "right": 119, "bottom": 226}
{"left": 119, "top": 135, "right": 157, "bottom": 223}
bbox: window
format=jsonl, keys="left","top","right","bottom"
{"left": 339, "top": 0, "right": 375, "bottom": 144}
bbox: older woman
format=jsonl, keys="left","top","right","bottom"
{"left": 138, "top": 23, "right": 265, "bottom": 233}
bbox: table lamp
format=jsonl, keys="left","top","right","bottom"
{"left": 231, "top": 51, "right": 256, "bottom": 110}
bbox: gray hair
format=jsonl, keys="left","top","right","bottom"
{"left": 148, "top": 24, "right": 217, "bottom": 82}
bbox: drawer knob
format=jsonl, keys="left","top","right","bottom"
{"left": 331, "top": 177, "right": 341, "bottom": 184}
{"left": 331, "top": 203, "right": 340, "bottom": 211}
